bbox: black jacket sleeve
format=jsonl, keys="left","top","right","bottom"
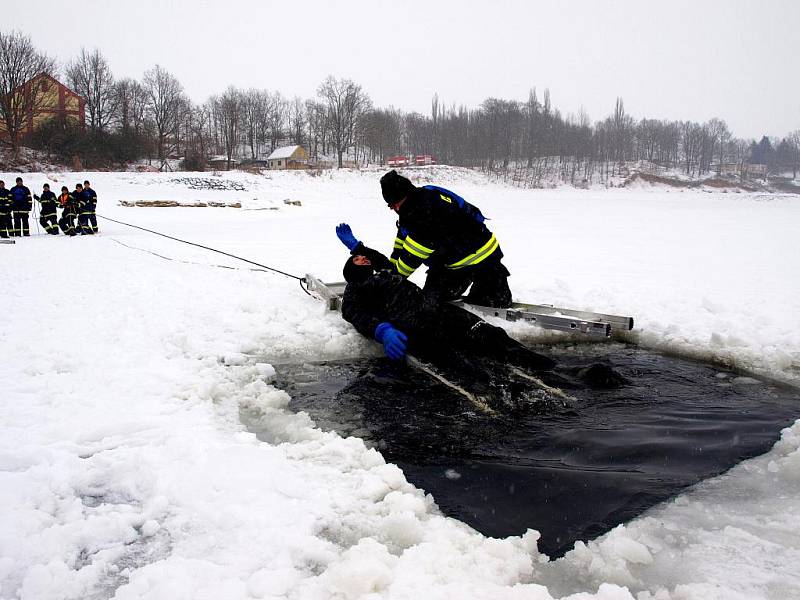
{"left": 341, "top": 281, "right": 383, "bottom": 339}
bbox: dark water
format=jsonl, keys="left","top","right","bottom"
{"left": 246, "top": 344, "right": 800, "bottom": 557}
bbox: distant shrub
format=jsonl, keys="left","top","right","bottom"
{"left": 25, "top": 119, "right": 150, "bottom": 169}
{"left": 180, "top": 152, "right": 207, "bottom": 171}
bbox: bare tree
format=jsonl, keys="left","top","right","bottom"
{"left": 317, "top": 75, "right": 371, "bottom": 167}
{"left": 240, "top": 89, "right": 269, "bottom": 159}
{"left": 608, "top": 97, "right": 634, "bottom": 166}
{"left": 211, "top": 86, "right": 242, "bottom": 169}
{"left": 65, "top": 47, "right": 116, "bottom": 132}
{"left": 305, "top": 99, "right": 328, "bottom": 158}
{"left": 142, "top": 64, "right": 188, "bottom": 169}
{"left": 361, "top": 108, "right": 401, "bottom": 165}
{"left": 680, "top": 121, "right": 702, "bottom": 176}
{"left": 706, "top": 118, "right": 730, "bottom": 173}
{"left": 787, "top": 131, "right": 800, "bottom": 179}
{"left": 266, "top": 91, "right": 288, "bottom": 151}
{"left": 0, "top": 30, "right": 56, "bottom": 154}
{"left": 289, "top": 96, "right": 306, "bottom": 146}
{"left": 113, "top": 77, "right": 148, "bottom": 137}
{"left": 179, "top": 102, "right": 211, "bottom": 169}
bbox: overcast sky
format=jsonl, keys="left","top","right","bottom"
{"left": 7, "top": 0, "right": 799, "bottom": 139}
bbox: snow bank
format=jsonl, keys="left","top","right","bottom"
{"left": 1, "top": 167, "right": 798, "bottom": 599}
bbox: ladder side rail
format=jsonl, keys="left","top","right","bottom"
{"left": 459, "top": 303, "right": 612, "bottom": 338}
{"left": 509, "top": 302, "right": 633, "bottom": 331}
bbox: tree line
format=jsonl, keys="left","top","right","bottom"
{"left": 1, "top": 30, "right": 798, "bottom": 182}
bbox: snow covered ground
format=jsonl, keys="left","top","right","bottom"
{"left": 1, "top": 167, "right": 799, "bottom": 600}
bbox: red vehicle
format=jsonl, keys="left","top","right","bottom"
{"left": 387, "top": 155, "right": 409, "bottom": 167}
{"left": 414, "top": 154, "right": 436, "bottom": 166}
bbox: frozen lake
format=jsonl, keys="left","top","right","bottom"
{"left": 2, "top": 167, "right": 799, "bottom": 599}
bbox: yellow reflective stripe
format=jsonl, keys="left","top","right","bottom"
{"left": 396, "top": 258, "right": 416, "bottom": 277}
{"left": 439, "top": 193, "right": 452, "bottom": 203}
{"left": 393, "top": 237, "right": 404, "bottom": 249}
{"left": 389, "top": 257, "right": 398, "bottom": 266}
{"left": 402, "top": 244, "right": 427, "bottom": 260}
{"left": 403, "top": 236, "right": 434, "bottom": 259}
{"left": 446, "top": 234, "right": 499, "bottom": 269}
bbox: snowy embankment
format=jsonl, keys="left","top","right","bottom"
{"left": 1, "top": 167, "right": 799, "bottom": 600}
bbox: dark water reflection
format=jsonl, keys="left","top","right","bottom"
{"left": 247, "top": 344, "right": 800, "bottom": 557}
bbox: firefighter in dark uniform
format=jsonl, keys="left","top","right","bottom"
{"left": 76, "top": 182, "right": 94, "bottom": 235}
{"left": 10, "top": 177, "right": 32, "bottom": 237}
{"left": 58, "top": 185, "right": 78, "bottom": 236}
{"left": 0, "top": 180, "right": 12, "bottom": 238}
{"left": 337, "top": 171, "right": 512, "bottom": 319}
{"left": 71, "top": 183, "right": 85, "bottom": 234}
{"left": 34, "top": 183, "right": 59, "bottom": 235}
{"left": 82, "top": 180, "right": 98, "bottom": 234}
{"left": 386, "top": 171, "right": 511, "bottom": 306}
{"left": 339, "top": 242, "right": 553, "bottom": 371}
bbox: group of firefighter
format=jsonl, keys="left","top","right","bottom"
{"left": 0, "top": 177, "right": 98, "bottom": 238}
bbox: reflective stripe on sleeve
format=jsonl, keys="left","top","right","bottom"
{"left": 396, "top": 258, "right": 416, "bottom": 277}
{"left": 402, "top": 236, "right": 434, "bottom": 260}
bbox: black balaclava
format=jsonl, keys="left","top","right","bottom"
{"left": 343, "top": 256, "right": 375, "bottom": 284}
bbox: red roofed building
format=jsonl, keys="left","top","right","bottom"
{"left": 0, "top": 73, "right": 85, "bottom": 140}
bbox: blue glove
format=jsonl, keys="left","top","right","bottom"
{"left": 336, "top": 223, "right": 360, "bottom": 252}
{"left": 374, "top": 322, "right": 408, "bottom": 361}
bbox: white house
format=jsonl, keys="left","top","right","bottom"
{"left": 266, "top": 145, "right": 308, "bottom": 170}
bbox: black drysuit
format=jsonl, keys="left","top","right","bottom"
{"left": 341, "top": 244, "right": 553, "bottom": 372}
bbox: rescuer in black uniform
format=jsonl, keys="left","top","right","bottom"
{"left": 58, "top": 186, "right": 78, "bottom": 236}
{"left": 339, "top": 241, "right": 553, "bottom": 371}
{"left": 76, "top": 181, "right": 94, "bottom": 235}
{"left": 0, "top": 180, "right": 12, "bottom": 238}
{"left": 70, "top": 183, "right": 85, "bottom": 235}
{"left": 34, "top": 183, "right": 59, "bottom": 235}
{"left": 10, "top": 177, "right": 32, "bottom": 237}
{"left": 378, "top": 170, "right": 512, "bottom": 310}
{"left": 81, "top": 180, "right": 98, "bottom": 234}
